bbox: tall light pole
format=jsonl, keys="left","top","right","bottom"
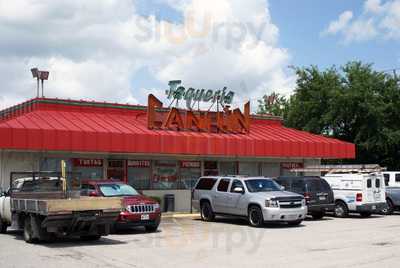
{"left": 31, "top": 68, "right": 50, "bottom": 98}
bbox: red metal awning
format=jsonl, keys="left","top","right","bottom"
{"left": 0, "top": 98, "right": 355, "bottom": 159}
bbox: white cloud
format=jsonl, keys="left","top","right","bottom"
{"left": 323, "top": 11, "right": 353, "bottom": 35}
{"left": 322, "top": 0, "right": 400, "bottom": 43}
{"left": 0, "top": 0, "right": 294, "bottom": 111}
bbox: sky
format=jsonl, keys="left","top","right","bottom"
{"left": 0, "top": 0, "right": 398, "bottom": 110}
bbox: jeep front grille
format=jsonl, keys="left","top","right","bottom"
{"left": 129, "top": 204, "right": 156, "bottom": 213}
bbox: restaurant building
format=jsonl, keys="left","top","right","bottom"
{"left": 0, "top": 93, "right": 355, "bottom": 212}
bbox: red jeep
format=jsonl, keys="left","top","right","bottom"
{"left": 81, "top": 180, "right": 161, "bottom": 232}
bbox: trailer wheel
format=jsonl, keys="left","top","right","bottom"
{"left": 23, "top": 216, "right": 34, "bottom": 243}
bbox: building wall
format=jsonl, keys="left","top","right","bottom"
{"left": 0, "top": 151, "right": 40, "bottom": 190}
{"left": 142, "top": 189, "right": 192, "bottom": 212}
{"left": 304, "top": 158, "right": 322, "bottom": 176}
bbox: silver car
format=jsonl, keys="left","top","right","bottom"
{"left": 192, "top": 176, "right": 307, "bottom": 227}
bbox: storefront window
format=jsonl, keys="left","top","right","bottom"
{"left": 239, "top": 162, "right": 259, "bottom": 176}
{"left": 72, "top": 158, "right": 104, "bottom": 179}
{"left": 127, "top": 160, "right": 151, "bottom": 190}
{"left": 152, "top": 160, "right": 178, "bottom": 190}
{"left": 180, "top": 161, "right": 201, "bottom": 189}
{"left": 107, "top": 160, "right": 125, "bottom": 181}
{"left": 204, "top": 161, "right": 218, "bottom": 176}
{"left": 219, "top": 162, "right": 237, "bottom": 176}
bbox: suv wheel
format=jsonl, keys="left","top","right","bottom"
{"left": 248, "top": 205, "right": 264, "bottom": 227}
{"left": 381, "top": 199, "right": 394, "bottom": 215}
{"left": 200, "top": 201, "right": 215, "bottom": 222}
{"left": 334, "top": 201, "right": 349, "bottom": 218}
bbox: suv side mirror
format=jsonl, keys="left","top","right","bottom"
{"left": 233, "top": 186, "right": 245, "bottom": 194}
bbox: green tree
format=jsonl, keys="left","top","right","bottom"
{"left": 284, "top": 61, "right": 400, "bottom": 169}
{"left": 257, "top": 92, "right": 289, "bottom": 117}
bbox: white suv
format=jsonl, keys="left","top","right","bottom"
{"left": 192, "top": 176, "right": 307, "bottom": 227}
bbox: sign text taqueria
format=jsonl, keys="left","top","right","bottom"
{"left": 147, "top": 94, "right": 250, "bottom": 134}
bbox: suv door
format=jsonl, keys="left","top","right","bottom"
{"left": 213, "top": 179, "right": 231, "bottom": 213}
{"left": 227, "top": 180, "right": 246, "bottom": 216}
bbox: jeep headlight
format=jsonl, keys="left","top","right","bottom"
{"left": 154, "top": 203, "right": 160, "bottom": 210}
{"left": 265, "top": 199, "right": 279, "bottom": 208}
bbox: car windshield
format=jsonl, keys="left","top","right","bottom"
{"left": 98, "top": 184, "right": 139, "bottom": 197}
{"left": 245, "top": 179, "right": 281, "bottom": 192}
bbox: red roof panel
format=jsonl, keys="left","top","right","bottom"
{"left": 0, "top": 98, "right": 355, "bottom": 158}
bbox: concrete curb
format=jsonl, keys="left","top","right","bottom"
{"left": 161, "top": 213, "right": 200, "bottom": 219}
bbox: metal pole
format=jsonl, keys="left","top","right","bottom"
{"left": 37, "top": 78, "right": 40, "bottom": 98}
{"left": 41, "top": 79, "right": 44, "bottom": 97}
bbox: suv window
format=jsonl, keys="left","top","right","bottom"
{"left": 81, "top": 184, "right": 96, "bottom": 196}
{"left": 195, "top": 178, "right": 217, "bottom": 190}
{"left": 320, "top": 179, "right": 331, "bottom": 191}
{"left": 217, "top": 179, "right": 230, "bottom": 192}
{"left": 292, "top": 179, "right": 306, "bottom": 193}
{"left": 305, "top": 179, "right": 322, "bottom": 192}
{"left": 384, "top": 174, "right": 390, "bottom": 186}
{"left": 367, "top": 179, "right": 372, "bottom": 188}
{"left": 274, "top": 179, "right": 290, "bottom": 189}
{"left": 396, "top": 174, "right": 400, "bottom": 182}
{"left": 230, "top": 180, "right": 244, "bottom": 193}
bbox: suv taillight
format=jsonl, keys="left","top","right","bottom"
{"left": 356, "top": 193, "right": 363, "bottom": 202}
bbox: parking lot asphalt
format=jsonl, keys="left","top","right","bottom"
{"left": 1, "top": 213, "right": 400, "bottom": 268}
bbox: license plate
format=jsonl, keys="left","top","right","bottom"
{"left": 141, "top": 214, "right": 150, "bottom": 220}
{"left": 319, "top": 196, "right": 326, "bottom": 201}
{"left": 287, "top": 215, "right": 297, "bottom": 220}
{"left": 372, "top": 205, "right": 376, "bottom": 210}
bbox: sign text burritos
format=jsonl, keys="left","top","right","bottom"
{"left": 147, "top": 94, "right": 250, "bottom": 134}
{"left": 166, "top": 80, "right": 235, "bottom": 110}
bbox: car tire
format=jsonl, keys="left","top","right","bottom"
{"left": 311, "top": 212, "right": 325, "bottom": 220}
{"left": 24, "top": 216, "right": 35, "bottom": 243}
{"left": 381, "top": 199, "right": 394, "bottom": 215}
{"left": 288, "top": 220, "right": 302, "bottom": 226}
{"left": 200, "top": 201, "right": 215, "bottom": 222}
{"left": 248, "top": 205, "right": 264, "bottom": 227}
{"left": 360, "top": 212, "right": 372, "bottom": 218}
{"left": 334, "top": 201, "right": 349, "bottom": 218}
{"left": 0, "top": 218, "right": 8, "bottom": 234}
{"left": 145, "top": 224, "right": 159, "bottom": 232}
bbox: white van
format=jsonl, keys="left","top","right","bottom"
{"left": 323, "top": 172, "right": 387, "bottom": 217}
{"left": 382, "top": 172, "right": 400, "bottom": 187}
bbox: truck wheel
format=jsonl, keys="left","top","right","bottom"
{"left": 248, "top": 205, "right": 264, "bottom": 227}
{"left": 0, "top": 218, "right": 8, "bottom": 233}
{"left": 334, "top": 201, "right": 349, "bottom": 218}
{"left": 381, "top": 199, "right": 394, "bottom": 215}
{"left": 200, "top": 201, "right": 215, "bottom": 222}
{"left": 23, "top": 216, "right": 34, "bottom": 243}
